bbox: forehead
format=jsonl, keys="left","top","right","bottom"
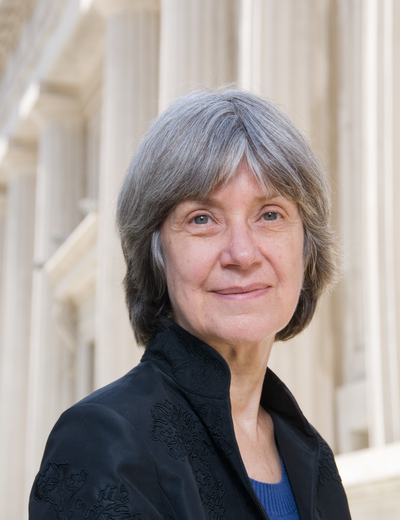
{"left": 198, "top": 163, "right": 281, "bottom": 204}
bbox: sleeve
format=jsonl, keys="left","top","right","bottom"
{"left": 29, "top": 403, "right": 173, "bottom": 520}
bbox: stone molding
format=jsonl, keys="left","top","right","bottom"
{"left": 45, "top": 211, "right": 98, "bottom": 302}
{"left": 32, "top": 90, "right": 82, "bottom": 124}
{"left": 94, "top": 0, "right": 160, "bottom": 17}
{"left": 1, "top": 140, "right": 37, "bottom": 173}
{"left": 336, "top": 441, "right": 400, "bottom": 487}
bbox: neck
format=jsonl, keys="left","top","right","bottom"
{"left": 213, "top": 338, "right": 274, "bottom": 425}
{"left": 217, "top": 338, "right": 282, "bottom": 483}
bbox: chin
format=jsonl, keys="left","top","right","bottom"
{"left": 198, "top": 314, "right": 282, "bottom": 350}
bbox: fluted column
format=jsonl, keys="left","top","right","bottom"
{"left": 359, "top": 0, "right": 400, "bottom": 447}
{"left": 238, "top": 0, "right": 333, "bottom": 142}
{"left": 159, "top": 0, "right": 237, "bottom": 110}
{"left": 335, "top": 0, "right": 365, "bottom": 385}
{"left": 394, "top": 0, "right": 400, "bottom": 443}
{"left": 94, "top": 0, "right": 159, "bottom": 387}
{"left": 25, "top": 92, "right": 85, "bottom": 490}
{"left": 0, "top": 190, "right": 6, "bottom": 363}
{"left": 0, "top": 142, "right": 36, "bottom": 520}
{"left": 239, "top": 0, "right": 338, "bottom": 448}
{"left": 329, "top": 0, "right": 400, "bottom": 452}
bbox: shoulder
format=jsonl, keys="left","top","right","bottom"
{"left": 39, "top": 400, "right": 151, "bottom": 462}
{"left": 75, "top": 359, "right": 162, "bottom": 416}
{"left": 29, "top": 403, "right": 160, "bottom": 519}
{"left": 29, "top": 361, "right": 172, "bottom": 520}
{"left": 35, "top": 358, "right": 170, "bottom": 467}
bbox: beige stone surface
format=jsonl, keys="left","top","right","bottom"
{"left": 25, "top": 91, "right": 85, "bottom": 498}
{"left": 0, "top": 1, "right": 397, "bottom": 518}
{"left": 94, "top": 0, "right": 159, "bottom": 388}
{"left": 346, "top": 478, "right": 400, "bottom": 520}
{"left": 337, "top": 441, "right": 400, "bottom": 519}
{"left": 159, "top": 0, "right": 237, "bottom": 109}
{"left": 0, "top": 143, "right": 36, "bottom": 520}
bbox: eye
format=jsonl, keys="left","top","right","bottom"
{"left": 263, "top": 211, "right": 280, "bottom": 221}
{"left": 193, "top": 215, "right": 210, "bottom": 225}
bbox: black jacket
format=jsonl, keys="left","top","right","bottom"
{"left": 30, "top": 321, "right": 351, "bottom": 520}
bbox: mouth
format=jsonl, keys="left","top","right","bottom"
{"left": 212, "top": 283, "right": 271, "bottom": 300}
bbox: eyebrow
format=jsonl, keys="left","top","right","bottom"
{"left": 197, "top": 191, "right": 282, "bottom": 206}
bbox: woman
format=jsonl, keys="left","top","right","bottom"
{"left": 30, "top": 89, "right": 351, "bottom": 520}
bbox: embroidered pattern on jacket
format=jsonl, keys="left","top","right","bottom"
{"left": 194, "top": 403, "right": 234, "bottom": 457}
{"left": 151, "top": 399, "right": 227, "bottom": 519}
{"left": 33, "top": 462, "right": 141, "bottom": 519}
{"left": 317, "top": 438, "right": 342, "bottom": 488}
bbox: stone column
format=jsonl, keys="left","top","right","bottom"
{"left": 94, "top": 0, "right": 159, "bottom": 387}
{"left": 238, "top": 0, "right": 338, "bottom": 448}
{"left": 0, "top": 142, "right": 36, "bottom": 520}
{"left": 394, "top": 0, "right": 400, "bottom": 445}
{"left": 328, "top": 0, "right": 369, "bottom": 454}
{"left": 332, "top": 0, "right": 400, "bottom": 452}
{"left": 159, "top": 0, "right": 237, "bottom": 110}
{"left": 0, "top": 189, "right": 6, "bottom": 365}
{"left": 238, "top": 0, "right": 332, "bottom": 132}
{"left": 359, "top": 0, "right": 400, "bottom": 447}
{"left": 25, "top": 92, "right": 85, "bottom": 491}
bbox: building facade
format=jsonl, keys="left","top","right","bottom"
{"left": 0, "top": 0, "right": 399, "bottom": 518}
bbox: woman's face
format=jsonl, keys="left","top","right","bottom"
{"left": 160, "top": 163, "right": 304, "bottom": 351}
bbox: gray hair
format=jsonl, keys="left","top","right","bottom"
{"left": 117, "top": 88, "right": 340, "bottom": 346}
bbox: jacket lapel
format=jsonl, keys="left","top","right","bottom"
{"left": 270, "top": 409, "right": 318, "bottom": 520}
{"left": 262, "top": 369, "right": 319, "bottom": 520}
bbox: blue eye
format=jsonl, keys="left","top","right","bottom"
{"left": 263, "top": 212, "right": 279, "bottom": 221}
{"left": 193, "top": 215, "right": 209, "bottom": 225}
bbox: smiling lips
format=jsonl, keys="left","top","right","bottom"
{"left": 213, "top": 283, "right": 271, "bottom": 300}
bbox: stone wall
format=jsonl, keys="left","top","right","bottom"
{"left": 0, "top": 1, "right": 399, "bottom": 518}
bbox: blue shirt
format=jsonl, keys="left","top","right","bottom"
{"left": 249, "top": 458, "right": 301, "bottom": 520}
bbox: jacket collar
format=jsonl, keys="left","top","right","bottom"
{"left": 142, "top": 320, "right": 231, "bottom": 399}
{"left": 144, "top": 321, "right": 312, "bottom": 428}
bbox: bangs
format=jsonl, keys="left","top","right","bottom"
{"left": 142, "top": 104, "right": 303, "bottom": 216}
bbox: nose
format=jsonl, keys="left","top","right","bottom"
{"left": 219, "top": 223, "right": 263, "bottom": 269}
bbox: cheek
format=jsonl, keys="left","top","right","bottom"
{"left": 162, "top": 239, "right": 211, "bottom": 303}
{"left": 274, "top": 234, "right": 304, "bottom": 291}
{"left": 162, "top": 244, "right": 217, "bottom": 326}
